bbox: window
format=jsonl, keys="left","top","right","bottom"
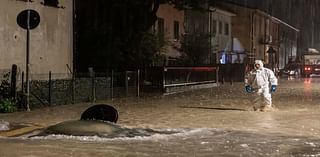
{"left": 211, "top": 20, "right": 217, "bottom": 36}
{"left": 157, "top": 18, "right": 164, "bottom": 36}
{"left": 174, "top": 21, "right": 179, "bottom": 40}
{"left": 42, "top": 0, "right": 59, "bottom": 8}
{"left": 225, "top": 23, "right": 229, "bottom": 35}
{"left": 219, "top": 21, "right": 223, "bottom": 34}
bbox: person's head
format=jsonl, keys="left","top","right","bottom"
{"left": 254, "top": 60, "right": 264, "bottom": 70}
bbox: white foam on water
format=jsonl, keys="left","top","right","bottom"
{"left": 305, "top": 142, "right": 317, "bottom": 147}
{"left": 29, "top": 128, "right": 214, "bottom": 142}
{"left": 0, "top": 120, "right": 10, "bottom": 131}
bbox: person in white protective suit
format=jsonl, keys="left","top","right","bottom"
{"left": 244, "top": 60, "right": 278, "bottom": 111}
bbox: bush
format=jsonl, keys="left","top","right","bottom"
{"left": 0, "top": 98, "right": 16, "bottom": 113}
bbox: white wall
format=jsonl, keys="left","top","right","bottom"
{"left": 0, "top": 0, "right": 73, "bottom": 79}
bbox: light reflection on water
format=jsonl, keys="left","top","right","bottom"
{"left": 304, "top": 78, "right": 315, "bottom": 101}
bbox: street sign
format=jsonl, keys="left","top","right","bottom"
{"left": 17, "top": 9, "right": 40, "bottom": 30}
{"left": 17, "top": 9, "right": 40, "bottom": 111}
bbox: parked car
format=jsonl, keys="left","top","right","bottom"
{"left": 302, "top": 53, "right": 320, "bottom": 77}
{"left": 280, "top": 63, "right": 302, "bottom": 77}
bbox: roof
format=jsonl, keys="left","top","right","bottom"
{"left": 216, "top": 1, "right": 299, "bottom": 32}
{"left": 208, "top": 7, "right": 236, "bottom": 16}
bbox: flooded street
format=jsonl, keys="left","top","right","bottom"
{"left": 1, "top": 77, "right": 320, "bottom": 156}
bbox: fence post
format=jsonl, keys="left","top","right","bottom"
{"left": 72, "top": 74, "right": 75, "bottom": 104}
{"left": 10, "top": 64, "right": 17, "bottom": 101}
{"left": 93, "top": 75, "right": 96, "bottom": 102}
{"left": 125, "top": 71, "right": 128, "bottom": 96}
{"left": 21, "top": 72, "right": 24, "bottom": 93}
{"left": 106, "top": 71, "right": 108, "bottom": 99}
{"left": 88, "top": 68, "right": 96, "bottom": 102}
{"left": 48, "top": 71, "right": 52, "bottom": 105}
{"left": 137, "top": 69, "right": 140, "bottom": 97}
{"left": 111, "top": 70, "right": 114, "bottom": 100}
{"left": 216, "top": 66, "right": 219, "bottom": 86}
{"left": 20, "top": 72, "right": 24, "bottom": 109}
{"left": 163, "top": 67, "right": 166, "bottom": 92}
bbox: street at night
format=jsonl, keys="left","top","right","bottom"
{"left": 0, "top": 77, "right": 320, "bottom": 156}
{"left": 1, "top": 0, "right": 320, "bottom": 156}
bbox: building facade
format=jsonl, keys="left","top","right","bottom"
{"left": 218, "top": 2, "right": 298, "bottom": 69}
{"left": 185, "top": 7, "right": 235, "bottom": 65}
{"left": 154, "top": 3, "right": 185, "bottom": 66}
{"left": 0, "top": 0, "right": 73, "bottom": 79}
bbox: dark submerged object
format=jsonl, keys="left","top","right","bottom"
{"left": 37, "top": 104, "right": 181, "bottom": 137}
{"left": 42, "top": 120, "right": 121, "bottom": 136}
{"left": 80, "top": 104, "right": 118, "bottom": 123}
{"left": 40, "top": 120, "right": 180, "bottom": 137}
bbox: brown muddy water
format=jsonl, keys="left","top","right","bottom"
{"left": 0, "top": 77, "right": 320, "bottom": 157}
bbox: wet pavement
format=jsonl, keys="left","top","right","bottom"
{"left": 0, "top": 77, "right": 320, "bottom": 156}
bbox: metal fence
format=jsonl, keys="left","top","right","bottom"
{"left": 1, "top": 66, "right": 221, "bottom": 109}
{"left": 142, "top": 66, "right": 219, "bottom": 93}
{"left": 25, "top": 70, "right": 139, "bottom": 108}
{"left": 0, "top": 68, "right": 158, "bottom": 109}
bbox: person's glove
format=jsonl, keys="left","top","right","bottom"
{"left": 245, "top": 85, "right": 252, "bottom": 93}
{"left": 271, "top": 85, "right": 277, "bottom": 92}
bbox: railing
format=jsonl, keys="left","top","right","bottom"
{"left": 163, "top": 66, "right": 218, "bottom": 87}
{"left": 1, "top": 66, "right": 222, "bottom": 109}
{"left": 162, "top": 66, "right": 218, "bottom": 93}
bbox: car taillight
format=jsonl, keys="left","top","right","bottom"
{"left": 304, "top": 67, "right": 312, "bottom": 71}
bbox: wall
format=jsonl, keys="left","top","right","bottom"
{"left": 211, "top": 8, "right": 234, "bottom": 64}
{"left": 227, "top": 5, "right": 252, "bottom": 55}
{"left": 0, "top": 0, "right": 73, "bottom": 80}
{"left": 156, "top": 4, "right": 185, "bottom": 60}
{"left": 212, "top": 9, "right": 233, "bottom": 51}
{"left": 185, "top": 7, "right": 234, "bottom": 65}
{"left": 218, "top": 2, "right": 297, "bottom": 67}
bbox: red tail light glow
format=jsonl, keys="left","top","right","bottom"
{"left": 304, "top": 67, "right": 312, "bottom": 71}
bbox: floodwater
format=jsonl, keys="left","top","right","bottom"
{"left": 0, "top": 77, "right": 320, "bottom": 156}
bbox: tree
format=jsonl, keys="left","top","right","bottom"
{"left": 76, "top": 0, "right": 160, "bottom": 71}
{"left": 181, "top": 33, "right": 211, "bottom": 65}
{"left": 75, "top": 0, "right": 210, "bottom": 72}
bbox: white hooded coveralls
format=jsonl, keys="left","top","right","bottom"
{"left": 245, "top": 60, "right": 278, "bottom": 109}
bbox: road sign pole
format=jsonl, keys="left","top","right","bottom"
{"left": 17, "top": 9, "right": 40, "bottom": 111}
{"left": 26, "top": 10, "right": 30, "bottom": 111}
